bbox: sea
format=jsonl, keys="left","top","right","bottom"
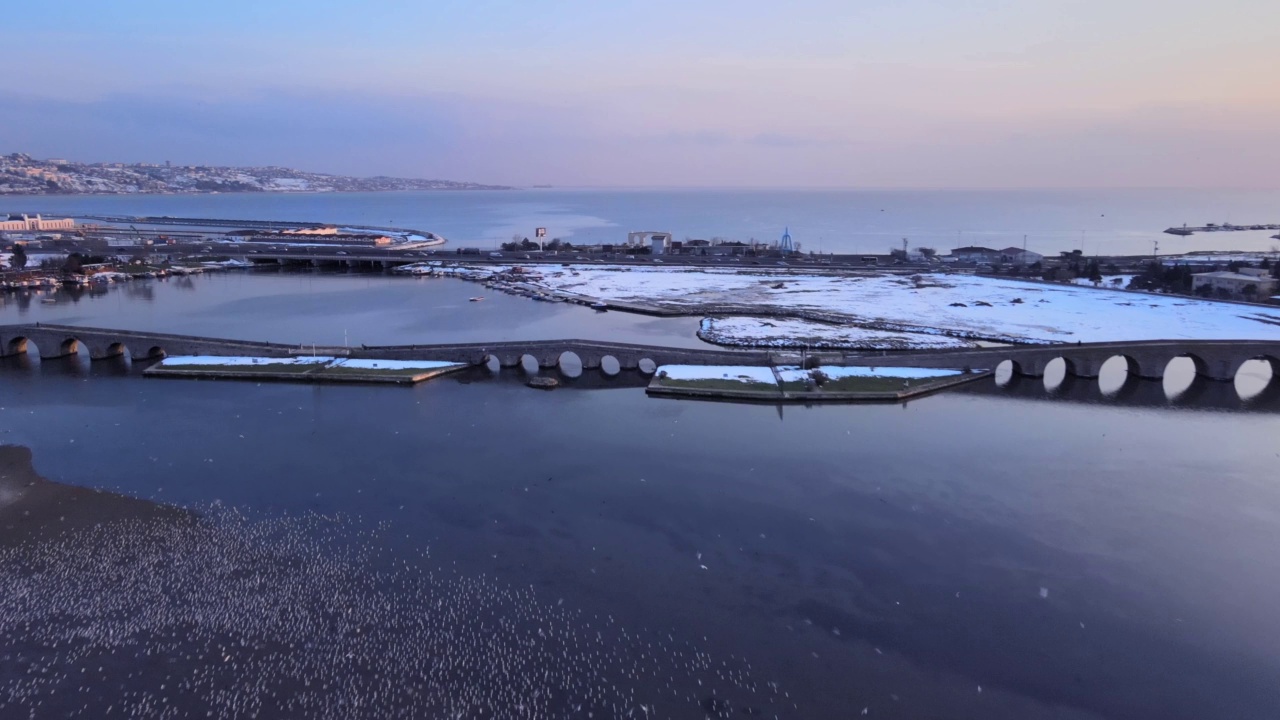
{"left": 2, "top": 189, "right": 1280, "bottom": 720}
{"left": 10, "top": 186, "right": 1280, "bottom": 257}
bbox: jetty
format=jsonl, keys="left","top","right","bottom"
{"left": 1163, "top": 223, "right": 1280, "bottom": 236}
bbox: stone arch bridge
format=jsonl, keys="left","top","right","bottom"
{"left": 844, "top": 340, "right": 1280, "bottom": 384}
{"left": 0, "top": 324, "right": 1276, "bottom": 386}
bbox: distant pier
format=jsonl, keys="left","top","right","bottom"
{"left": 1164, "top": 222, "right": 1280, "bottom": 237}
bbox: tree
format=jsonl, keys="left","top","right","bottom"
{"left": 1086, "top": 260, "right": 1102, "bottom": 285}
{"left": 10, "top": 244, "right": 27, "bottom": 269}
{"left": 917, "top": 247, "right": 937, "bottom": 258}
{"left": 64, "top": 253, "right": 84, "bottom": 274}
{"left": 1242, "top": 283, "right": 1258, "bottom": 299}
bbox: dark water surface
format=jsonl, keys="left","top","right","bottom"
{"left": 2, "top": 360, "right": 1280, "bottom": 719}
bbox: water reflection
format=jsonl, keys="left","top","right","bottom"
{"left": 1, "top": 271, "right": 707, "bottom": 348}
{"left": 964, "top": 370, "right": 1280, "bottom": 412}
{"left": 1235, "top": 358, "right": 1276, "bottom": 401}
{"left": 1162, "top": 356, "right": 1198, "bottom": 399}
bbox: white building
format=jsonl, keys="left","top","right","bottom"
{"left": 0, "top": 214, "right": 75, "bottom": 232}
{"left": 1192, "top": 268, "right": 1277, "bottom": 298}
{"left": 627, "top": 231, "right": 672, "bottom": 255}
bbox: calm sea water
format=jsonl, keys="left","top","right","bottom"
{"left": 12, "top": 187, "right": 1280, "bottom": 257}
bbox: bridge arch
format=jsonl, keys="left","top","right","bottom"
{"left": 483, "top": 354, "right": 501, "bottom": 374}
{"left": 59, "top": 337, "right": 81, "bottom": 358}
{"left": 137, "top": 346, "right": 167, "bottom": 361}
{"left": 1169, "top": 352, "right": 1211, "bottom": 378}
{"left": 1162, "top": 356, "right": 1206, "bottom": 402}
{"left": 993, "top": 359, "right": 1022, "bottom": 387}
{"left": 1235, "top": 355, "right": 1279, "bottom": 403}
{"left": 105, "top": 342, "right": 130, "bottom": 361}
{"left": 1098, "top": 355, "right": 1141, "bottom": 397}
{"left": 6, "top": 336, "right": 33, "bottom": 357}
{"left": 1042, "top": 357, "right": 1076, "bottom": 393}
{"left": 557, "top": 351, "right": 583, "bottom": 378}
{"left": 519, "top": 354, "right": 540, "bottom": 375}
{"left": 600, "top": 355, "right": 621, "bottom": 377}
{"left": 637, "top": 358, "right": 657, "bottom": 375}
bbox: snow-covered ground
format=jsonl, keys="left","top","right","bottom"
{"left": 159, "top": 356, "right": 334, "bottom": 367}
{"left": 478, "top": 265, "right": 1280, "bottom": 346}
{"left": 159, "top": 356, "right": 460, "bottom": 371}
{"left": 655, "top": 365, "right": 777, "bottom": 384}
{"left": 699, "top": 317, "right": 976, "bottom": 349}
{"left": 776, "top": 365, "right": 969, "bottom": 382}
{"left": 335, "top": 359, "right": 459, "bottom": 370}
{"left": 1071, "top": 275, "right": 1135, "bottom": 289}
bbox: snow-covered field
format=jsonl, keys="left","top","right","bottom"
{"left": 158, "top": 356, "right": 460, "bottom": 371}
{"left": 336, "top": 359, "right": 459, "bottom": 370}
{"left": 655, "top": 365, "right": 777, "bottom": 384}
{"left": 699, "top": 317, "right": 976, "bottom": 349}
{"left": 1071, "top": 275, "right": 1134, "bottom": 289}
{"left": 775, "top": 365, "right": 969, "bottom": 382}
{"left": 159, "top": 356, "right": 333, "bottom": 367}
{"left": 480, "top": 265, "right": 1280, "bottom": 346}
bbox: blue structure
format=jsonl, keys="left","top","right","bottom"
{"left": 779, "top": 226, "right": 794, "bottom": 253}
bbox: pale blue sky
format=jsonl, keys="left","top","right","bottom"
{"left": 3, "top": 1, "right": 1277, "bottom": 187}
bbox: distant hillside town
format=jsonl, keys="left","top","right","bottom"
{"left": 0, "top": 153, "right": 511, "bottom": 195}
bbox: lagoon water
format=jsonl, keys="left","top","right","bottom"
{"left": 3, "top": 190, "right": 1280, "bottom": 719}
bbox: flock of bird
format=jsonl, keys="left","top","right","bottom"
{"left": 0, "top": 508, "right": 788, "bottom": 719}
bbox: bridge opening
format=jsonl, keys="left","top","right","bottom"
{"left": 6, "top": 336, "right": 34, "bottom": 359}
{"left": 1098, "top": 355, "right": 1138, "bottom": 397}
{"left": 600, "top": 355, "right": 621, "bottom": 377}
{"left": 2, "top": 336, "right": 39, "bottom": 370}
{"left": 1235, "top": 357, "right": 1278, "bottom": 402}
{"left": 45, "top": 339, "right": 91, "bottom": 375}
{"left": 993, "top": 359, "right": 1019, "bottom": 388}
{"left": 142, "top": 346, "right": 166, "bottom": 361}
{"left": 483, "top": 354, "right": 501, "bottom": 374}
{"left": 106, "top": 342, "right": 130, "bottom": 362}
{"left": 1162, "top": 356, "right": 1203, "bottom": 401}
{"left": 1042, "top": 357, "right": 1073, "bottom": 393}
{"left": 637, "top": 358, "right": 657, "bottom": 375}
{"left": 557, "top": 351, "right": 583, "bottom": 379}
{"left": 519, "top": 354, "right": 539, "bottom": 375}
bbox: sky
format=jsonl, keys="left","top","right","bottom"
{"left": 2, "top": 0, "right": 1278, "bottom": 188}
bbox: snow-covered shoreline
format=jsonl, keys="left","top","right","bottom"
{"left": 440, "top": 263, "right": 1280, "bottom": 349}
